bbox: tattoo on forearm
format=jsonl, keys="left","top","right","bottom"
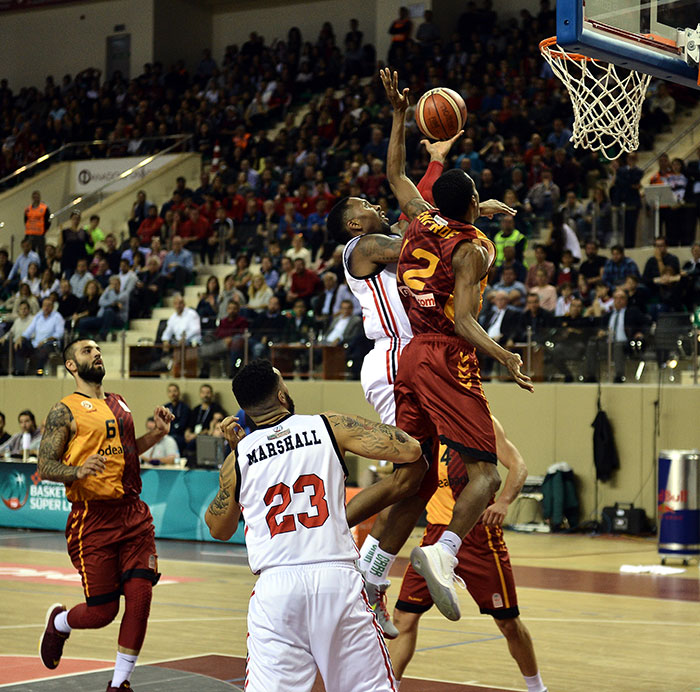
{"left": 404, "top": 197, "right": 432, "bottom": 220}
{"left": 38, "top": 402, "right": 77, "bottom": 483}
{"left": 328, "top": 414, "right": 411, "bottom": 458}
{"left": 208, "top": 455, "right": 236, "bottom": 516}
{"left": 358, "top": 234, "right": 402, "bottom": 264}
{"left": 208, "top": 486, "right": 231, "bottom": 516}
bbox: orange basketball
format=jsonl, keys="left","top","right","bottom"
{"left": 416, "top": 87, "right": 468, "bottom": 140}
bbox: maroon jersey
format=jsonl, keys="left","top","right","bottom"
{"left": 397, "top": 209, "right": 495, "bottom": 337}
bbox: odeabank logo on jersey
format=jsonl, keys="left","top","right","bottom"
{"left": 98, "top": 443, "right": 124, "bottom": 457}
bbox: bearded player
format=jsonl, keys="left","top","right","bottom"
{"left": 37, "top": 338, "right": 174, "bottom": 691}
{"left": 349, "top": 68, "right": 532, "bottom": 623}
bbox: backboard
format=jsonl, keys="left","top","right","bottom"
{"left": 556, "top": 0, "right": 700, "bottom": 89}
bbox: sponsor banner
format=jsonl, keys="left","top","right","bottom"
{"left": 0, "top": 563, "right": 201, "bottom": 586}
{"left": 71, "top": 155, "right": 178, "bottom": 194}
{"left": 0, "top": 462, "right": 245, "bottom": 544}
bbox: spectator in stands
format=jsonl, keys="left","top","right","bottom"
{"left": 150, "top": 236, "right": 167, "bottom": 265}
{"left": 583, "top": 187, "right": 612, "bottom": 247}
{"left": 478, "top": 290, "right": 522, "bottom": 376}
{"left": 218, "top": 273, "right": 247, "bottom": 319}
{"left": 312, "top": 272, "right": 353, "bottom": 328}
{"left": 236, "top": 198, "right": 263, "bottom": 254}
{"left": 61, "top": 211, "right": 91, "bottom": 278}
{"left": 622, "top": 274, "right": 650, "bottom": 314}
{"left": 259, "top": 255, "right": 280, "bottom": 290}
{"left": 182, "top": 206, "right": 214, "bottom": 263}
{"left": 6, "top": 283, "right": 39, "bottom": 317}
{"left": 117, "top": 258, "right": 138, "bottom": 297}
{"left": 554, "top": 282, "right": 576, "bottom": 317}
{"left": 492, "top": 266, "right": 527, "bottom": 306}
{"left": 161, "top": 235, "right": 194, "bottom": 293}
{"left": 609, "top": 153, "right": 643, "bottom": 247}
{"left": 586, "top": 280, "right": 614, "bottom": 318}
{"left": 0, "top": 300, "right": 32, "bottom": 374}
{"left": 24, "top": 262, "right": 41, "bottom": 297}
{"left": 546, "top": 119, "right": 573, "bottom": 150}
{"left": 16, "top": 296, "right": 64, "bottom": 375}
{"left": 211, "top": 206, "right": 234, "bottom": 261}
{"left": 69, "top": 258, "right": 94, "bottom": 299}
{"left": 84, "top": 215, "right": 105, "bottom": 257}
{"left": 0, "top": 248, "right": 12, "bottom": 295}
{"left": 5, "top": 238, "right": 40, "bottom": 291}
{"left": 247, "top": 274, "right": 274, "bottom": 314}
{"left": 602, "top": 245, "right": 639, "bottom": 288}
{"left": 559, "top": 191, "right": 586, "bottom": 237}
{"left": 530, "top": 268, "right": 558, "bottom": 312}
{"left": 137, "top": 205, "right": 164, "bottom": 247}
{"left": 518, "top": 292, "right": 555, "bottom": 343}
{"left": 527, "top": 168, "right": 560, "bottom": 217}
{"left": 584, "top": 288, "right": 647, "bottom": 382}
{"left": 56, "top": 279, "right": 80, "bottom": 324}
{"left": 250, "top": 295, "right": 287, "bottom": 359}
{"left": 38, "top": 268, "right": 59, "bottom": 301}
{"left": 550, "top": 297, "right": 593, "bottom": 381}
{"left": 104, "top": 234, "right": 122, "bottom": 274}
{"left": 288, "top": 257, "right": 320, "bottom": 307}
{"left": 388, "top": 6, "right": 412, "bottom": 64}
{"left": 321, "top": 299, "right": 362, "bottom": 346}
{"left": 200, "top": 299, "right": 250, "bottom": 378}
{"left": 278, "top": 201, "right": 306, "bottom": 246}
{"left": 130, "top": 256, "right": 165, "bottom": 319}
{"left": 0, "top": 412, "right": 8, "bottom": 446}
{"left": 140, "top": 417, "right": 180, "bottom": 465}
{"left": 496, "top": 244, "right": 527, "bottom": 284}
{"left": 579, "top": 241, "right": 606, "bottom": 289}
{"left": 307, "top": 198, "right": 330, "bottom": 260}
{"left": 71, "top": 279, "right": 101, "bottom": 334}
{"left": 94, "top": 275, "right": 129, "bottom": 340}
{"left": 0, "top": 410, "right": 42, "bottom": 455}
{"left": 493, "top": 215, "right": 527, "bottom": 266}
{"left": 184, "top": 384, "right": 226, "bottom": 460}
{"left": 128, "top": 190, "right": 153, "bottom": 237}
{"left": 526, "top": 244, "right": 556, "bottom": 288}
{"left": 285, "top": 233, "right": 313, "bottom": 267}
{"left": 161, "top": 294, "right": 202, "bottom": 349}
{"left": 416, "top": 9, "right": 441, "bottom": 50}
{"left": 24, "top": 190, "right": 51, "bottom": 255}
{"left": 555, "top": 250, "right": 578, "bottom": 287}
{"left": 164, "top": 383, "right": 190, "bottom": 454}
{"left": 231, "top": 254, "right": 253, "bottom": 298}
{"left": 283, "top": 298, "right": 315, "bottom": 343}
{"left": 196, "top": 276, "right": 221, "bottom": 325}
{"left": 642, "top": 236, "right": 681, "bottom": 306}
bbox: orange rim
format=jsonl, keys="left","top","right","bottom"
{"left": 539, "top": 36, "right": 595, "bottom": 62}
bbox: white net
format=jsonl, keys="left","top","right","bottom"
{"left": 540, "top": 38, "right": 652, "bottom": 160}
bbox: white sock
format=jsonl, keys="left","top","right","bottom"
{"left": 112, "top": 652, "right": 138, "bottom": 687}
{"left": 524, "top": 672, "right": 546, "bottom": 692}
{"left": 365, "top": 547, "right": 396, "bottom": 585}
{"left": 54, "top": 610, "right": 71, "bottom": 634}
{"left": 358, "top": 534, "right": 380, "bottom": 573}
{"left": 395, "top": 679, "right": 401, "bottom": 690}
{"left": 437, "top": 530, "right": 461, "bottom": 558}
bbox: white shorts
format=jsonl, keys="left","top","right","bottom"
{"left": 360, "top": 339, "right": 406, "bottom": 426}
{"left": 246, "top": 561, "right": 397, "bottom": 692}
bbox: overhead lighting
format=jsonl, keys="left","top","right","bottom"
{"left": 667, "top": 358, "right": 678, "bottom": 370}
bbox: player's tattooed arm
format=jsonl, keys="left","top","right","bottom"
{"left": 37, "top": 402, "right": 79, "bottom": 483}
{"left": 324, "top": 412, "right": 421, "bottom": 464}
{"left": 205, "top": 452, "right": 241, "bottom": 541}
{"left": 352, "top": 233, "right": 404, "bottom": 273}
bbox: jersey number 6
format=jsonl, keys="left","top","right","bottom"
{"left": 264, "top": 473, "right": 330, "bottom": 538}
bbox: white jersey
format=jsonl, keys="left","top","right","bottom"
{"left": 343, "top": 234, "right": 413, "bottom": 345}
{"left": 236, "top": 413, "right": 358, "bottom": 574}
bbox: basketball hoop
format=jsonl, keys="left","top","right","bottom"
{"left": 540, "top": 37, "right": 652, "bottom": 160}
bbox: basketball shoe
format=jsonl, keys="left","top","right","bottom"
{"left": 106, "top": 682, "right": 132, "bottom": 690}
{"left": 364, "top": 580, "right": 399, "bottom": 639}
{"left": 410, "top": 544, "right": 464, "bottom": 621}
{"left": 39, "top": 603, "right": 69, "bottom": 669}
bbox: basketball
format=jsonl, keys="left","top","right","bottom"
{"left": 416, "top": 87, "right": 468, "bottom": 140}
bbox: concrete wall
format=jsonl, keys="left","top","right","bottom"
{"left": 2, "top": 377, "right": 697, "bottom": 527}
{"left": 153, "top": 0, "right": 213, "bottom": 73}
{"left": 0, "top": 0, "right": 154, "bottom": 89}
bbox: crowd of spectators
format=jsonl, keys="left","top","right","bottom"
{"left": 1, "top": 3, "right": 700, "bottom": 380}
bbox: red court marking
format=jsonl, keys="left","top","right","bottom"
{"left": 154, "top": 654, "right": 515, "bottom": 691}
{"left": 390, "top": 557, "right": 700, "bottom": 602}
{"left": 0, "top": 563, "right": 201, "bottom": 587}
{"left": 0, "top": 655, "right": 111, "bottom": 685}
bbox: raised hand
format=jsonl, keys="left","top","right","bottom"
{"left": 479, "top": 199, "right": 517, "bottom": 219}
{"left": 421, "top": 131, "right": 464, "bottom": 162}
{"left": 219, "top": 416, "right": 247, "bottom": 449}
{"left": 380, "top": 68, "right": 410, "bottom": 113}
{"left": 153, "top": 406, "right": 175, "bottom": 435}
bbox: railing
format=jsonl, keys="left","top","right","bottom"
{"left": 642, "top": 110, "right": 700, "bottom": 175}
{"left": 0, "top": 135, "right": 192, "bottom": 192}
{"left": 48, "top": 135, "right": 193, "bottom": 230}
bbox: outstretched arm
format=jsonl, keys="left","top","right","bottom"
{"left": 381, "top": 68, "right": 433, "bottom": 221}
{"left": 324, "top": 412, "right": 421, "bottom": 463}
{"left": 452, "top": 242, "right": 533, "bottom": 392}
{"left": 481, "top": 416, "right": 528, "bottom": 526}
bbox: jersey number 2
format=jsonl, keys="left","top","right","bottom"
{"left": 402, "top": 248, "right": 440, "bottom": 291}
{"left": 264, "top": 474, "right": 329, "bottom": 538}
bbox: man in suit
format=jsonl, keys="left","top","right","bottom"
{"left": 322, "top": 299, "right": 362, "bottom": 346}
{"left": 311, "top": 272, "right": 356, "bottom": 330}
{"left": 517, "top": 292, "right": 555, "bottom": 343}
{"left": 584, "top": 288, "right": 648, "bottom": 382}
{"left": 478, "top": 290, "right": 522, "bottom": 376}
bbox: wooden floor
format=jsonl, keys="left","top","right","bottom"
{"left": 0, "top": 528, "right": 699, "bottom": 691}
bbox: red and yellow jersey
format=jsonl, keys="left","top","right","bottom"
{"left": 60, "top": 393, "right": 141, "bottom": 503}
{"left": 426, "top": 444, "right": 494, "bottom": 525}
{"left": 397, "top": 209, "right": 495, "bottom": 337}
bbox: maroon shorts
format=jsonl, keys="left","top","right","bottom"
{"left": 396, "top": 522, "right": 519, "bottom": 620}
{"left": 394, "top": 335, "right": 497, "bottom": 499}
{"left": 66, "top": 498, "right": 160, "bottom": 606}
